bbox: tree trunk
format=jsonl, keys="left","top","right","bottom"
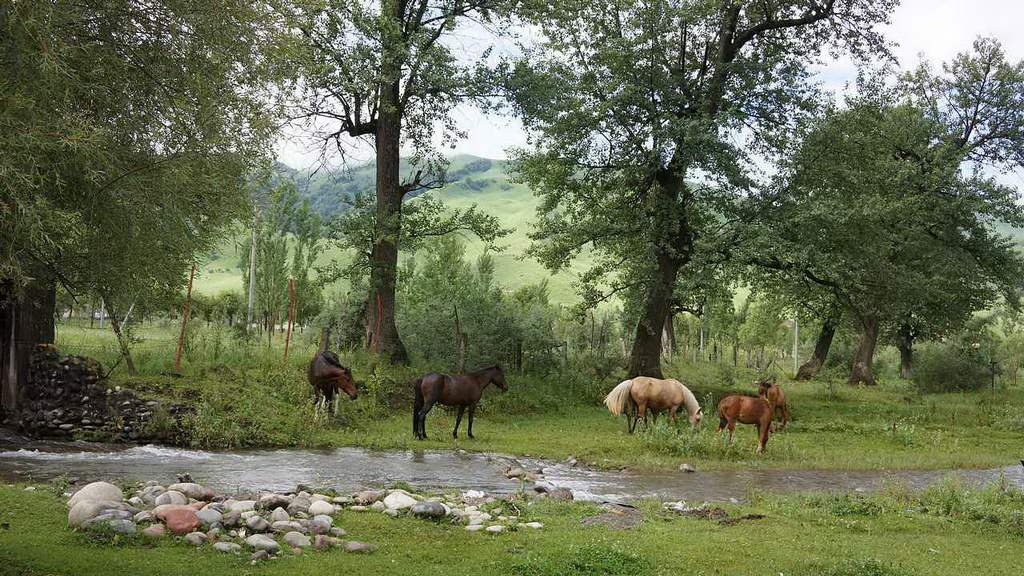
{"left": 627, "top": 251, "right": 682, "bottom": 378}
{"left": 796, "top": 317, "right": 837, "bottom": 381}
{"left": 106, "top": 305, "right": 137, "bottom": 376}
{"left": 897, "top": 325, "right": 914, "bottom": 380}
{"left": 365, "top": 71, "right": 409, "bottom": 365}
{"left": 1, "top": 278, "right": 56, "bottom": 415}
{"left": 849, "top": 316, "right": 879, "bottom": 385}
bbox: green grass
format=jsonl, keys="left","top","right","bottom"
{"left": 1, "top": 481, "right": 1022, "bottom": 575}
{"left": 56, "top": 321, "right": 1024, "bottom": 472}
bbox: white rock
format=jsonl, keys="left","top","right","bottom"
{"left": 230, "top": 500, "right": 257, "bottom": 513}
{"left": 283, "top": 531, "right": 311, "bottom": 548}
{"left": 68, "top": 500, "right": 129, "bottom": 528}
{"left": 154, "top": 491, "right": 187, "bottom": 506}
{"left": 270, "top": 508, "right": 290, "bottom": 523}
{"left": 485, "top": 525, "right": 505, "bottom": 533}
{"left": 465, "top": 524, "right": 484, "bottom": 532}
{"left": 308, "top": 500, "right": 335, "bottom": 516}
{"left": 383, "top": 492, "right": 418, "bottom": 510}
{"left": 214, "top": 542, "right": 242, "bottom": 553}
{"left": 523, "top": 522, "right": 543, "bottom": 529}
{"left": 68, "top": 482, "right": 123, "bottom": 509}
{"left": 245, "top": 534, "right": 280, "bottom": 553}
{"left": 168, "top": 483, "right": 214, "bottom": 501}
{"left": 463, "top": 490, "right": 486, "bottom": 500}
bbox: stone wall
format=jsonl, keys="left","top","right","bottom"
{"left": 1, "top": 344, "right": 190, "bottom": 442}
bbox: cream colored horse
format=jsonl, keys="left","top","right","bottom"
{"left": 604, "top": 377, "right": 703, "bottom": 433}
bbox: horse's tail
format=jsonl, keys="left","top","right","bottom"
{"left": 413, "top": 378, "right": 424, "bottom": 435}
{"left": 604, "top": 380, "right": 634, "bottom": 416}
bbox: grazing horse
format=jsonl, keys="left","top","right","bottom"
{"left": 307, "top": 350, "right": 357, "bottom": 414}
{"left": 757, "top": 377, "right": 789, "bottom": 431}
{"left": 604, "top": 377, "right": 703, "bottom": 434}
{"left": 413, "top": 365, "right": 507, "bottom": 440}
{"left": 716, "top": 392, "right": 773, "bottom": 454}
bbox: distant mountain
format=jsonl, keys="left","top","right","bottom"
{"left": 275, "top": 155, "right": 508, "bottom": 217}
{"left": 197, "top": 155, "right": 591, "bottom": 304}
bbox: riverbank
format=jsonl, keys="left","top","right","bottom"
{"left": 122, "top": 363, "right": 1024, "bottom": 472}
{"left": 1, "top": 477, "right": 1021, "bottom": 576}
{"left": 19, "top": 339, "right": 1024, "bottom": 472}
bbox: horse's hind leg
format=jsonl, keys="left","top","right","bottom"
{"left": 727, "top": 420, "right": 736, "bottom": 445}
{"left": 453, "top": 406, "right": 465, "bottom": 439}
{"left": 467, "top": 404, "right": 477, "bottom": 439}
{"left": 757, "top": 418, "right": 771, "bottom": 454}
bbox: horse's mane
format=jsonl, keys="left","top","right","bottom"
{"left": 471, "top": 364, "right": 501, "bottom": 375}
{"left": 320, "top": 350, "right": 343, "bottom": 369}
{"left": 669, "top": 379, "right": 701, "bottom": 416}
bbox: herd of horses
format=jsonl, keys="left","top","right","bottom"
{"left": 307, "top": 346, "right": 790, "bottom": 453}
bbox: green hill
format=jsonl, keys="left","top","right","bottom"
{"left": 194, "top": 155, "right": 591, "bottom": 303}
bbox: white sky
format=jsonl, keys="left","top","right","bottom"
{"left": 274, "top": 0, "right": 1024, "bottom": 169}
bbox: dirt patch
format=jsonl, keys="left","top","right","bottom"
{"left": 666, "top": 504, "right": 766, "bottom": 526}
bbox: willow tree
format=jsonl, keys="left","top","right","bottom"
{"left": 280, "top": 0, "right": 511, "bottom": 364}
{"left": 1, "top": 1, "right": 277, "bottom": 384}
{"left": 507, "top": 0, "right": 895, "bottom": 378}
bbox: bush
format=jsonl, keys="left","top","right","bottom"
{"left": 913, "top": 342, "right": 991, "bottom": 393}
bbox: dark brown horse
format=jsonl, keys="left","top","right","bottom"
{"left": 413, "top": 365, "right": 507, "bottom": 440}
{"left": 307, "top": 350, "right": 357, "bottom": 414}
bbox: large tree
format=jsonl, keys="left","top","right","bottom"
{"left": 1, "top": 1, "right": 278, "bottom": 392}
{"left": 507, "top": 0, "right": 895, "bottom": 378}
{"left": 756, "top": 47, "right": 1024, "bottom": 385}
{"left": 279, "top": 0, "right": 512, "bottom": 364}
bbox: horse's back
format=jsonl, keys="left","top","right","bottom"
{"left": 631, "top": 376, "right": 685, "bottom": 409}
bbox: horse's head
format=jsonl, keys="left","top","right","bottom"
{"left": 491, "top": 365, "right": 508, "bottom": 391}
{"left": 756, "top": 377, "right": 775, "bottom": 398}
{"left": 689, "top": 407, "right": 703, "bottom": 428}
{"left": 338, "top": 367, "right": 357, "bottom": 400}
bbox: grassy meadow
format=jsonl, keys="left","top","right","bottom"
{"left": 53, "top": 320, "right": 1024, "bottom": 473}
{"left": 1, "top": 478, "right": 1022, "bottom": 576}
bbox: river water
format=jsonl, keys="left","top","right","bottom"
{"left": 1, "top": 430, "right": 1020, "bottom": 502}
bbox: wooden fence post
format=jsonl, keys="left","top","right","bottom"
{"left": 174, "top": 264, "right": 196, "bottom": 373}
{"left": 284, "top": 278, "right": 296, "bottom": 361}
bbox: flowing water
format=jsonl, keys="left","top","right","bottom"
{"left": 1, "top": 429, "right": 1020, "bottom": 502}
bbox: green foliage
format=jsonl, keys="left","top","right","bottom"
{"left": 914, "top": 341, "right": 991, "bottom": 393}
{"left": 397, "top": 236, "right": 561, "bottom": 371}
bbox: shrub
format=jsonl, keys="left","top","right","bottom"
{"left": 913, "top": 342, "right": 991, "bottom": 393}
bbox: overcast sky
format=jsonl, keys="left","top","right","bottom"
{"left": 274, "top": 0, "right": 1024, "bottom": 170}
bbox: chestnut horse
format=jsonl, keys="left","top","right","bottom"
{"left": 716, "top": 391, "right": 773, "bottom": 454}
{"left": 307, "top": 350, "right": 357, "bottom": 414}
{"left": 413, "top": 365, "right": 507, "bottom": 440}
{"left": 758, "top": 376, "right": 789, "bottom": 431}
{"left": 604, "top": 377, "right": 703, "bottom": 433}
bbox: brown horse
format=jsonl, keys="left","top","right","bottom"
{"left": 307, "top": 350, "right": 357, "bottom": 414}
{"left": 757, "top": 377, "right": 789, "bottom": 431}
{"left": 716, "top": 392, "right": 773, "bottom": 454}
{"left": 604, "top": 377, "right": 703, "bottom": 433}
{"left": 413, "top": 365, "right": 507, "bottom": 440}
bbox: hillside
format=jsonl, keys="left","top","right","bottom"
{"left": 194, "top": 155, "right": 592, "bottom": 303}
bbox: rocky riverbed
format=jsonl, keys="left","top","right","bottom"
{"left": 62, "top": 472, "right": 562, "bottom": 563}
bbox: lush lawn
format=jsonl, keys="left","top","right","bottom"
{"left": 51, "top": 320, "right": 1024, "bottom": 472}
{"left": 1, "top": 482, "right": 1021, "bottom": 576}
{"left": 329, "top": 384, "right": 1024, "bottom": 472}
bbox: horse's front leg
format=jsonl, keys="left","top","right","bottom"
{"left": 467, "top": 404, "right": 476, "bottom": 439}
{"left": 453, "top": 406, "right": 465, "bottom": 439}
